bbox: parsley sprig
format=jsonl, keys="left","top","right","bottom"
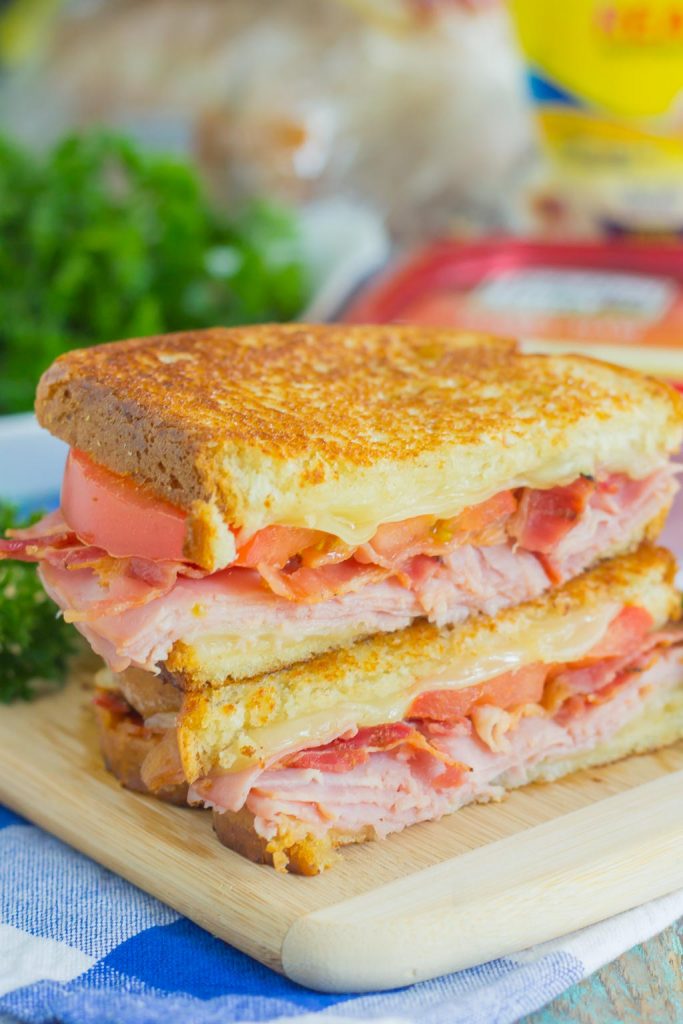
{"left": 0, "top": 131, "right": 310, "bottom": 413}
{"left": 0, "top": 504, "right": 76, "bottom": 702}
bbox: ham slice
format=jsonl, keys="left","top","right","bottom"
{"left": 194, "top": 620, "right": 683, "bottom": 822}
{"left": 2, "top": 509, "right": 210, "bottom": 621}
{"left": 6, "top": 466, "right": 676, "bottom": 675}
{"left": 536, "top": 471, "right": 676, "bottom": 581}
{"left": 0, "top": 509, "right": 78, "bottom": 562}
{"left": 280, "top": 723, "right": 469, "bottom": 776}
{"left": 228, "top": 647, "right": 683, "bottom": 842}
{"left": 36, "top": 466, "right": 675, "bottom": 676}
{"left": 509, "top": 477, "right": 595, "bottom": 555}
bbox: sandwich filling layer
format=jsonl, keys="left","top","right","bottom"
{"left": 4, "top": 462, "right": 675, "bottom": 682}
{"left": 186, "top": 610, "right": 683, "bottom": 807}
{"left": 226, "top": 649, "right": 683, "bottom": 870}
{"left": 91, "top": 546, "right": 683, "bottom": 870}
{"left": 97, "top": 618, "right": 683, "bottom": 873}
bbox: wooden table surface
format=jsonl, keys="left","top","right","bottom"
{"left": 523, "top": 919, "right": 683, "bottom": 1023}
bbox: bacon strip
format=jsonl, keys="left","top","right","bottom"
{"left": 0, "top": 510, "right": 78, "bottom": 562}
{"left": 510, "top": 477, "right": 595, "bottom": 555}
{"left": 280, "top": 723, "right": 469, "bottom": 777}
{"left": 256, "top": 559, "right": 390, "bottom": 603}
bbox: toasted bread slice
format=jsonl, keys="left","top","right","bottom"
{"left": 177, "top": 546, "right": 679, "bottom": 784}
{"left": 212, "top": 681, "right": 683, "bottom": 874}
{"left": 94, "top": 704, "right": 188, "bottom": 805}
{"left": 94, "top": 667, "right": 186, "bottom": 803}
{"left": 36, "top": 325, "right": 683, "bottom": 566}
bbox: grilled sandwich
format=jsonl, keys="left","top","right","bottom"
{"left": 93, "top": 546, "right": 683, "bottom": 873}
{"left": 5, "top": 324, "right": 682, "bottom": 686}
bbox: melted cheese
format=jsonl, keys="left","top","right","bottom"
{"left": 208, "top": 602, "right": 620, "bottom": 773}
{"left": 254, "top": 455, "right": 667, "bottom": 545}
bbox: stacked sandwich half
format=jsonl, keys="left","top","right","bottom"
{"left": 4, "top": 324, "right": 683, "bottom": 873}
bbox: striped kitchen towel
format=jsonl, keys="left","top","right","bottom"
{"left": 1, "top": 803, "right": 681, "bottom": 1024}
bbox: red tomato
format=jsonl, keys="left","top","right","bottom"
{"left": 366, "top": 516, "right": 435, "bottom": 561}
{"left": 448, "top": 490, "right": 516, "bottom": 536}
{"left": 236, "top": 525, "right": 323, "bottom": 569}
{"left": 583, "top": 605, "right": 653, "bottom": 661}
{"left": 61, "top": 449, "right": 188, "bottom": 562}
{"left": 408, "top": 663, "right": 548, "bottom": 722}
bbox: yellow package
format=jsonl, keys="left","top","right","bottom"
{"left": 509, "top": 0, "right": 683, "bottom": 235}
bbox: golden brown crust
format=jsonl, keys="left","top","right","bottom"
{"left": 35, "top": 324, "right": 683, "bottom": 541}
{"left": 94, "top": 703, "right": 188, "bottom": 805}
{"left": 164, "top": 624, "right": 377, "bottom": 690}
{"left": 183, "top": 499, "right": 236, "bottom": 572}
{"left": 212, "top": 807, "right": 372, "bottom": 875}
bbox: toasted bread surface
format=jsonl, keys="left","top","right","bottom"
{"left": 212, "top": 682, "right": 683, "bottom": 874}
{"left": 94, "top": 704, "right": 188, "bottom": 805}
{"left": 35, "top": 324, "right": 683, "bottom": 544}
{"left": 177, "top": 546, "right": 679, "bottom": 782}
{"left": 164, "top": 623, "right": 378, "bottom": 690}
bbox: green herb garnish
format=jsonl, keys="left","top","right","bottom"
{"left": 0, "top": 131, "right": 310, "bottom": 413}
{"left": 0, "top": 503, "right": 76, "bottom": 702}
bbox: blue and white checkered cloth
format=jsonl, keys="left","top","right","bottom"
{"left": 1, "top": 803, "right": 681, "bottom": 1024}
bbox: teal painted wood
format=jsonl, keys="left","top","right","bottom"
{"left": 522, "top": 918, "right": 683, "bottom": 1024}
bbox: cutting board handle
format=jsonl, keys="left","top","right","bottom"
{"left": 282, "top": 770, "right": 683, "bottom": 992}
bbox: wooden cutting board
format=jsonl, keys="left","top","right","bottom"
{"left": 1, "top": 666, "right": 682, "bottom": 994}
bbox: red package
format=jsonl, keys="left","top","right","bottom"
{"left": 343, "top": 240, "right": 683, "bottom": 378}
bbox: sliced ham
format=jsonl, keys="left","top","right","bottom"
{"left": 36, "top": 463, "right": 673, "bottom": 676}
{"left": 194, "top": 620, "right": 683, "bottom": 823}
{"left": 38, "top": 562, "right": 422, "bottom": 673}
{"left": 538, "top": 471, "right": 677, "bottom": 581}
{"left": 7, "top": 466, "right": 677, "bottom": 674}
{"left": 0, "top": 509, "right": 78, "bottom": 562}
{"left": 39, "top": 542, "right": 554, "bottom": 674}
{"left": 231, "top": 647, "right": 683, "bottom": 842}
{"left": 408, "top": 544, "right": 551, "bottom": 624}
{"left": 2, "top": 509, "right": 211, "bottom": 621}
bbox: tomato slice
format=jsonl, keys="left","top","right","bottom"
{"left": 447, "top": 490, "right": 516, "bottom": 536}
{"left": 236, "top": 525, "right": 323, "bottom": 569}
{"left": 408, "top": 663, "right": 548, "bottom": 723}
{"left": 61, "top": 449, "right": 188, "bottom": 562}
{"left": 582, "top": 605, "right": 653, "bottom": 661}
